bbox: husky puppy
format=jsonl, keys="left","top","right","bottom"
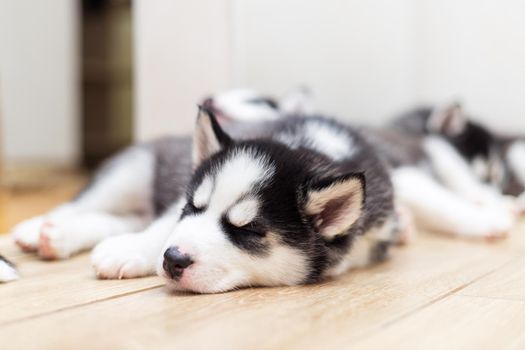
{"left": 201, "top": 87, "right": 316, "bottom": 123}
{"left": 12, "top": 108, "right": 398, "bottom": 293}
{"left": 0, "top": 255, "right": 18, "bottom": 283}
{"left": 202, "top": 91, "right": 517, "bottom": 239}
{"left": 392, "top": 103, "right": 525, "bottom": 197}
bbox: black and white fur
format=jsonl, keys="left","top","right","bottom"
{"left": 12, "top": 108, "right": 398, "bottom": 293}
{"left": 201, "top": 87, "right": 316, "bottom": 123}
{"left": 201, "top": 90, "right": 519, "bottom": 239}
{"left": 392, "top": 103, "right": 525, "bottom": 197}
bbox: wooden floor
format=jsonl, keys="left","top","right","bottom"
{"left": 2, "top": 182, "right": 525, "bottom": 350}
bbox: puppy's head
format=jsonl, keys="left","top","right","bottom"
{"left": 201, "top": 87, "right": 316, "bottom": 123}
{"left": 426, "top": 104, "right": 503, "bottom": 185}
{"left": 427, "top": 103, "right": 525, "bottom": 195}
{"left": 427, "top": 103, "right": 493, "bottom": 160}
{"left": 202, "top": 89, "right": 280, "bottom": 123}
{"left": 157, "top": 108, "right": 365, "bottom": 293}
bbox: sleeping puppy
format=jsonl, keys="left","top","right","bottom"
{"left": 201, "top": 87, "right": 316, "bottom": 123}
{"left": 0, "top": 255, "right": 18, "bottom": 283}
{"left": 12, "top": 108, "right": 399, "bottom": 293}
{"left": 392, "top": 103, "right": 525, "bottom": 197}
{"left": 202, "top": 90, "right": 518, "bottom": 239}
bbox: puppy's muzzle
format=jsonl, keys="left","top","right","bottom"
{"left": 163, "top": 247, "right": 194, "bottom": 279}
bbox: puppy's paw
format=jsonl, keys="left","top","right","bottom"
{"left": 91, "top": 234, "right": 155, "bottom": 279}
{"left": 38, "top": 221, "right": 79, "bottom": 260}
{"left": 11, "top": 216, "right": 45, "bottom": 252}
{"left": 457, "top": 207, "right": 514, "bottom": 241}
{"left": 0, "top": 259, "right": 18, "bottom": 283}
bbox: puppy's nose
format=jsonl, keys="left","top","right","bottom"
{"left": 163, "top": 247, "right": 194, "bottom": 279}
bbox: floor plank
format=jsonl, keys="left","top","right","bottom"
{"left": 458, "top": 255, "right": 525, "bottom": 301}
{"left": 0, "top": 233, "right": 516, "bottom": 350}
{"left": 0, "top": 235, "right": 32, "bottom": 260}
{"left": 0, "top": 246, "right": 164, "bottom": 325}
{"left": 352, "top": 295, "right": 525, "bottom": 350}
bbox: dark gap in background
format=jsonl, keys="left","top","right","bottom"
{"left": 81, "top": 0, "right": 133, "bottom": 169}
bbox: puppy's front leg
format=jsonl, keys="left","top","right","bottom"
{"left": 393, "top": 167, "right": 514, "bottom": 239}
{"left": 424, "top": 136, "right": 519, "bottom": 217}
{"left": 91, "top": 202, "right": 184, "bottom": 279}
{"left": 424, "top": 136, "right": 500, "bottom": 203}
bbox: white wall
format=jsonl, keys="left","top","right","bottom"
{"left": 413, "top": 0, "right": 525, "bottom": 133}
{"left": 233, "top": 0, "right": 416, "bottom": 125}
{"left": 134, "top": 0, "right": 233, "bottom": 140}
{"left": 0, "top": 0, "right": 79, "bottom": 165}
{"left": 1, "top": 1, "right": 523, "bottom": 164}
{"left": 133, "top": 0, "right": 525, "bottom": 137}
{"left": 233, "top": 0, "right": 525, "bottom": 132}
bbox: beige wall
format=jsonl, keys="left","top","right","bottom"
{"left": 0, "top": 0, "right": 79, "bottom": 165}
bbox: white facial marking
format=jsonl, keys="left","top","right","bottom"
{"left": 159, "top": 149, "right": 283, "bottom": 293}
{"left": 208, "top": 149, "right": 273, "bottom": 213}
{"left": 247, "top": 242, "right": 308, "bottom": 287}
{"left": 228, "top": 198, "right": 259, "bottom": 227}
{"left": 508, "top": 141, "right": 525, "bottom": 187}
{"left": 193, "top": 176, "right": 213, "bottom": 208}
{"left": 161, "top": 215, "right": 308, "bottom": 293}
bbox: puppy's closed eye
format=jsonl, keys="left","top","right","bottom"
{"left": 224, "top": 219, "right": 267, "bottom": 237}
{"left": 181, "top": 201, "right": 204, "bottom": 219}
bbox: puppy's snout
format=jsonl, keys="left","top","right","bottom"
{"left": 163, "top": 247, "right": 194, "bottom": 279}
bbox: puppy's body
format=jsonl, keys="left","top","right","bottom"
{"left": 11, "top": 88, "right": 522, "bottom": 289}
{"left": 13, "top": 113, "right": 398, "bottom": 292}
{"left": 207, "top": 92, "right": 520, "bottom": 239}
{"left": 378, "top": 104, "right": 519, "bottom": 237}
{"left": 392, "top": 104, "right": 525, "bottom": 197}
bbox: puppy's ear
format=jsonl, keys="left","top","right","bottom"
{"left": 427, "top": 102, "right": 466, "bottom": 136}
{"left": 193, "top": 106, "right": 233, "bottom": 169}
{"left": 303, "top": 173, "right": 365, "bottom": 240}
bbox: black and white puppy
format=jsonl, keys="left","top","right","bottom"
{"left": 392, "top": 103, "right": 525, "bottom": 197}
{"left": 12, "top": 109, "right": 398, "bottom": 293}
{"left": 201, "top": 87, "right": 316, "bottom": 123}
{"left": 0, "top": 255, "right": 18, "bottom": 283}
{"left": 201, "top": 91, "right": 518, "bottom": 239}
